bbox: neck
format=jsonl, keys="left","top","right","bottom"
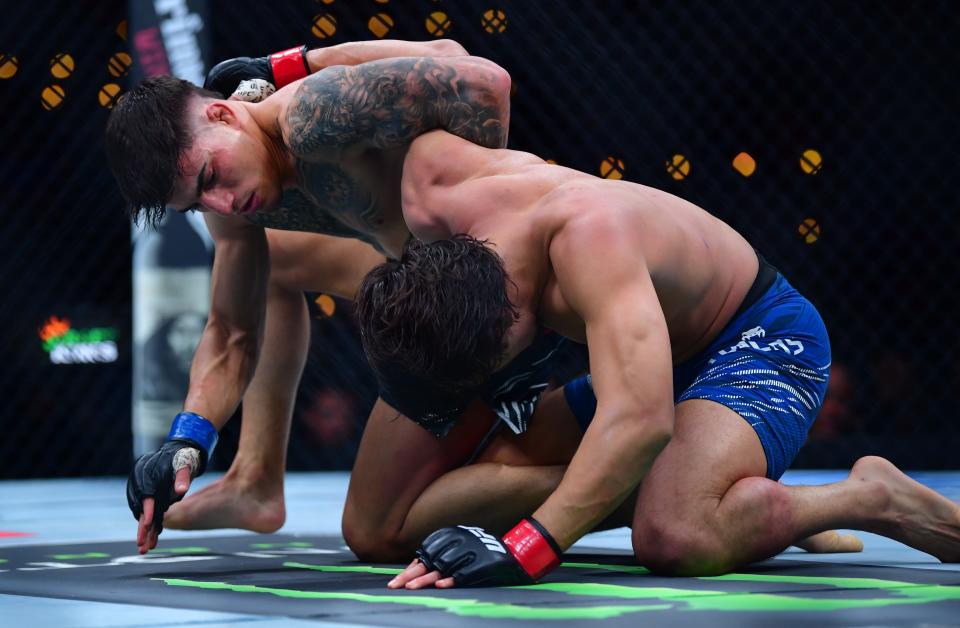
{"left": 242, "top": 100, "right": 298, "bottom": 187}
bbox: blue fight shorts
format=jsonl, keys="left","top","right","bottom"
{"left": 564, "top": 271, "right": 831, "bottom": 480}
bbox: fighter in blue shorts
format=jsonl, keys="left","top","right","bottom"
{"left": 356, "top": 130, "right": 960, "bottom": 589}
{"left": 566, "top": 254, "right": 830, "bottom": 480}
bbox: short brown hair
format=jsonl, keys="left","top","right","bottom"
{"left": 104, "top": 75, "right": 219, "bottom": 226}
{"left": 355, "top": 235, "right": 518, "bottom": 433}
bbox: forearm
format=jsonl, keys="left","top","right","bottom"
{"left": 404, "top": 463, "right": 565, "bottom": 544}
{"left": 182, "top": 319, "right": 261, "bottom": 430}
{"left": 306, "top": 39, "right": 467, "bottom": 70}
{"left": 533, "top": 419, "right": 671, "bottom": 549}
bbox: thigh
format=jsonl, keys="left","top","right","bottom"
{"left": 634, "top": 398, "right": 767, "bottom": 524}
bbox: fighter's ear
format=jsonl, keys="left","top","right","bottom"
{"left": 204, "top": 100, "right": 238, "bottom": 126}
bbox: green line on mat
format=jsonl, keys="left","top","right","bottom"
{"left": 154, "top": 547, "right": 211, "bottom": 554}
{"left": 49, "top": 552, "right": 110, "bottom": 560}
{"left": 158, "top": 570, "right": 960, "bottom": 618}
{"left": 158, "top": 578, "right": 672, "bottom": 619}
{"left": 561, "top": 561, "right": 650, "bottom": 575}
{"left": 285, "top": 561, "right": 402, "bottom": 575}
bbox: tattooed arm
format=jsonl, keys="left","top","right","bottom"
{"left": 305, "top": 39, "right": 468, "bottom": 70}
{"left": 284, "top": 56, "right": 511, "bottom": 156}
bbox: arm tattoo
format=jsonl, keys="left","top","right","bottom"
{"left": 286, "top": 57, "right": 507, "bottom": 157}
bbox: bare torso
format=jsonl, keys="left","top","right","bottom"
{"left": 402, "top": 131, "right": 759, "bottom": 363}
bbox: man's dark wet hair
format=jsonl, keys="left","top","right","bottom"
{"left": 355, "top": 235, "right": 519, "bottom": 433}
{"left": 104, "top": 75, "right": 220, "bottom": 226}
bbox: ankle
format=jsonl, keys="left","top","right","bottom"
{"left": 222, "top": 461, "right": 285, "bottom": 496}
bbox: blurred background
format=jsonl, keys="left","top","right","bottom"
{"left": 1, "top": 0, "right": 957, "bottom": 479}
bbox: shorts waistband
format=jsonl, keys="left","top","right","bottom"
{"left": 729, "top": 250, "right": 779, "bottom": 323}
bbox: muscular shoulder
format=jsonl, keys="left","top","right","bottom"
{"left": 548, "top": 202, "right": 648, "bottom": 279}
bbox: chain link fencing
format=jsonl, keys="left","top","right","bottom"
{"left": 1, "top": 0, "right": 957, "bottom": 478}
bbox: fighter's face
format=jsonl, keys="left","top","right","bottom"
{"left": 168, "top": 100, "right": 283, "bottom": 217}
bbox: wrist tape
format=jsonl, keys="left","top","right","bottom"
{"left": 269, "top": 45, "right": 310, "bottom": 87}
{"left": 502, "top": 517, "right": 562, "bottom": 581}
{"left": 167, "top": 412, "right": 218, "bottom": 461}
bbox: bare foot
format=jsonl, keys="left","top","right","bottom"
{"left": 851, "top": 456, "right": 960, "bottom": 562}
{"left": 794, "top": 530, "right": 864, "bottom": 553}
{"left": 164, "top": 476, "right": 285, "bottom": 533}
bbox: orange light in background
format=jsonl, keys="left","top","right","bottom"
{"left": 800, "top": 149, "right": 823, "bottom": 175}
{"left": 108, "top": 52, "right": 132, "bottom": 78}
{"left": 732, "top": 152, "right": 756, "bottom": 177}
{"left": 315, "top": 294, "right": 336, "bottom": 318}
{"left": 665, "top": 154, "right": 691, "bottom": 180}
{"left": 311, "top": 13, "right": 338, "bottom": 39}
{"left": 368, "top": 13, "right": 394, "bottom": 38}
{"left": 481, "top": 9, "right": 508, "bottom": 34}
{"left": 49, "top": 53, "right": 75, "bottom": 79}
{"left": 41, "top": 84, "right": 66, "bottom": 110}
{"left": 426, "top": 11, "right": 452, "bottom": 37}
{"left": 798, "top": 218, "right": 821, "bottom": 244}
{"left": 39, "top": 316, "right": 71, "bottom": 342}
{"left": 0, "top": 54, "right": 18, "bottom": 79}
{"left": 99, "top": 83, "right": 122, "bottom": 109}
{"left": 600, "top": 156, "right": 625, "bottom": 179}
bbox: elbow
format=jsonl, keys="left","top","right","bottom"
{"left": 637, "top": 408, "right": 674, "bottom": 454}
{"left": 485, "top": 58, "right": 513, "bottom": 103}
{"left": 605, "top": 409, "right": 673, "bottom": 460}
{"left": 645, "top": 421, "right": 673, "bottom": 457}
{"left": 431, "top": 38, "right": 469, "bottom": 56}
{"left": 464, "top": 55, "right": 512, "bottom": 98}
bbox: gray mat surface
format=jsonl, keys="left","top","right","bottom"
{"left": 2, "top": 534, "right": 959, "bottom": 626}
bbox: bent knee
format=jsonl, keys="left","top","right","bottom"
{"left": 341, "top": 517, "right": 416, "bottom": 563}
{"left": 633, "top": 520, "right": 733, "bottom": 576}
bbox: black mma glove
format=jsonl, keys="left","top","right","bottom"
{"left": 416, "top": 518, "right": 562, "bottom": 587}
{"left": 126, "top": 412, "right": 218, "bottom": 533}
{"left": 204, "top": 45, "right": 310, "bottom": 102}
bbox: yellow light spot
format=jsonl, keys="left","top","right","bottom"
{"left": 732, "top": 152, "right": 756, "bottom": 177}
{"left": 545, "top": 159, "right": 556, "bottom": 164}
{"left": 798, "top": 217, "right": 821, "bottom": 244}
{"left": 317, "top": 0, "right": 335, "bottom": 4}
{"left": 425, "top": 11, "right": 452, "bottom": 37}
{"left": 117, "top": 20, "right": 127, "bottom": 41}
{"left": 315, "top": 294, "right": 336, "bottom": 318}
{"left": 98, "top": 83, "right": 122, "bottom": 109}
{"left": 0, "top": 54, "right": 18, "bottom": 79}
{"left": 108, "top": 52, "right": 132, "bottom": 78}
{"left": 50, "top": 53, "right": 75, "bottom": 79}
{"left": 41, "top": 85, "right": 66, "bottom": 110}
{"left": 599, "top": 156, "right": 625, "bottom": 180}
{"left": 374, "top": 0, "right": 389, "bottom": 3}
{"left": 665, "top": 154, "right": 691, "bottom": 180}
{"left": 311, "top": 13, "right": 338, "bottom": 39}
{"left": 368, "top": 13, "right": 394, "bottom": 38}
{"left": 481, "top": 9, "right": 507, "bottom": 34}
{"left": 800, "top": 149, "right": 822, "bottom": 175}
